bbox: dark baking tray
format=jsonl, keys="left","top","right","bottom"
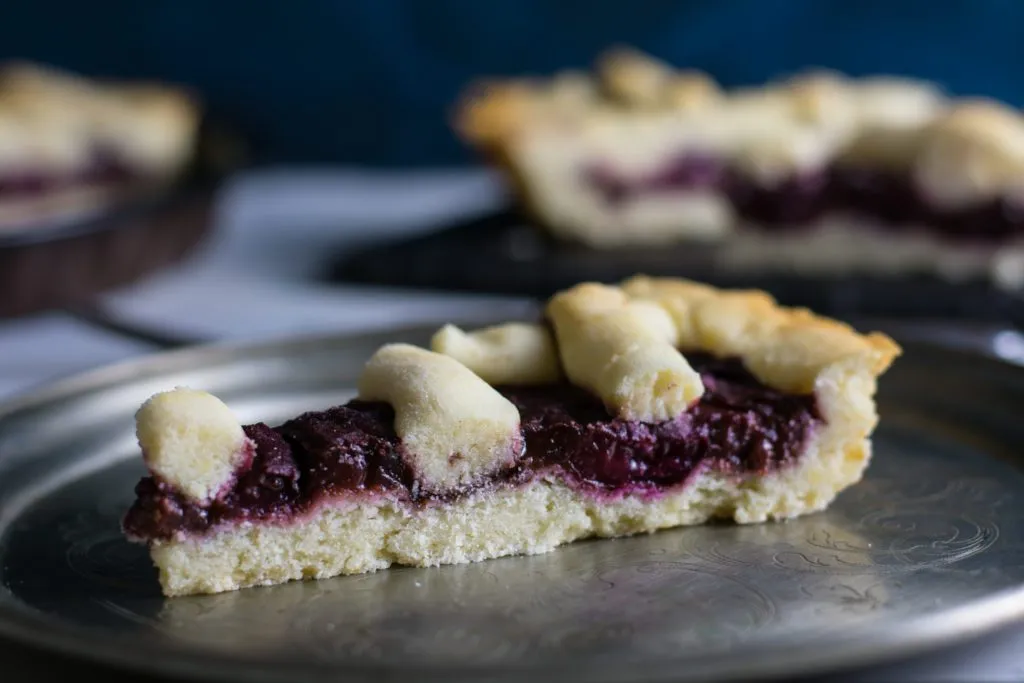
{"left": 327, "top": 208, "right": 1024, "bottom": 328}
{"left": 0, "top": 116, "right": 246, "bottom": 318}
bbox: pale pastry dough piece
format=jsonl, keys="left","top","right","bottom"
{"left": 453, "top": 71, "right": 598, "bottom": 149}
{"left": 663, "top": 72, "right": 723, "bottom": 112}
{"left": 914, "top": 99, "right": 1024, "bottom": 208}
{"left": 619, "top": 274, "right": 761, "bottom": 347}
{"left": 0, "top": 61, "right": 198, "bottom": 175}
{"left": 356, "top": 343, "right": 521, "bottom": 492}
{"left": 597, "top": 46, "right": 722, "bottom": 112}
{"left": 546, "top": 282, "right": 704, "bottom": 422}
{"left": 596, "top": 47, "right": 676, "bottom": 108}
{"left": 779, "top": 70, "right": 858, "bottom": 129}
{"left": 837, "top": 125, "right": 928, "bottom": 170}
{"left": 729, "top": 120, "right": 839, "bottom": 184}
{"left": 779, "top": 70, "right": 943, "bottom": 132}
{"left": 851, "top": 76, "right": 946, "bottom": 130}
{"left": 135, "top": 388, "right": 251, "bottom": 503}
{"left": 622, "top": 275, "right": 901, "bottom": 393}
{"left": 430, "top": 322, "right": 562, "bottom": 385}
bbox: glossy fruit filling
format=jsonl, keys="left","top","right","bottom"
{"left": 583, "top": 154, "right": 1024, "bottom": 241}
{"left": 0, "top": 148, "right": 139, "bottom": 198}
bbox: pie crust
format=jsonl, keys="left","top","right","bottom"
{"left": 123, "top": 276, "right": 900, "bottom": 596}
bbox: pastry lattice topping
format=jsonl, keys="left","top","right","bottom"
{"left": 135, "top": 387, "right": 251, "bottom": 503}
{"left": 357, "top": 343, "right": 522, "bottom": 492}
{"left": 546, "top": 282, "right": 705, "bottom": 421}
{"left": 430, "top": 322, "right": 562, "bottom": 386}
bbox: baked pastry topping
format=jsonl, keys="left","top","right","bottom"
{"left": 0, "top": 62, "right": 199, "bottom": 226}
{"left": 357, "top": 343, "right": 522, "bottom": 492}
{"left": 122, "top": 276, "right": 900, "bottom": 596}
{"left": 455, "top": 48, "right": 1024, "bottom": 288}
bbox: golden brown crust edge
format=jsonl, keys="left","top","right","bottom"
{"left": 452, "top": 47, "right": 726, "bottom": 151}
{"left": 453, "top": 80, "right": 536, "bottom": 150}
{"left": 618, "top": 275, "right": 901, "bottom": 388}
{"left": 437, "top": 274, "right": 900, "bottom": 400}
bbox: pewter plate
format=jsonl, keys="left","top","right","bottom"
{"left": 2, "top": 325, "right": 1024, "bottom": 683}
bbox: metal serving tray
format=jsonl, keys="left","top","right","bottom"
{"left": 2, "top": 323, "right": 1024, "bottom": 682}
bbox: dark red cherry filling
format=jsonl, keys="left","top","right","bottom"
{"left": 582, "top": 153, "right": 1024, "bottom": 242}
{"left": 584, "top": 154, "right": 726, "bottom": 205}
{"left": 0, "top": 147, "right": 141, "bottom": 199}
{"left": 123, "top": 352, "right": 821, "bottom": 541}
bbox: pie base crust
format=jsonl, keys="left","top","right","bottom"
{"left": 152, "top": 436, "right": 868, "bottom": 597}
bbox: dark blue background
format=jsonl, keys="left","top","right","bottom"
{"left": 2, "top": 0, "right": 1019, "bottom": 167}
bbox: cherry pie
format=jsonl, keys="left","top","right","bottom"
{"left": 0, "top": 62, "right": 198, "bottom": 227}
{"left": 456, "top": 47, "right": 1024, "bottom": 289}
{"left": 123, "top": 276, "right": 900, "bottom": 596}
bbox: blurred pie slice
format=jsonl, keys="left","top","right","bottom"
{"left": 456, "top": 47, "right": 1024, "bottom": 289}
{"left": 0, "top": 62, "right": 199, "bottom": 228}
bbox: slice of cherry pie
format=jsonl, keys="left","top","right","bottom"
{"left": 456, "top": 47, "right": 1024, "bottom": 289}
{"left": 0, "top": 62, "right": 199, "bottom": 227}
{"left": 122, "top": 276, "right": 900, "bottom": 596}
